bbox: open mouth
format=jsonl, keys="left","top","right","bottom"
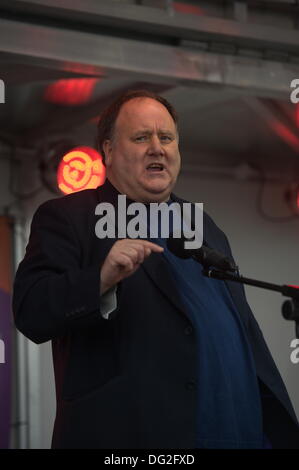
{"left": 146, "top": 163, "right": 165, "bottom": 172}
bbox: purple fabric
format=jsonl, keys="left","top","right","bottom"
{"left": 0, "top": 288, "right": 12, "bottom": 449}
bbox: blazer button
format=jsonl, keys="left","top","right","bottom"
{"left": 184, "top": 326, "right": 193, "bottom": 335}
{"left": 186, "top": 380, "right": 197, "bottom": 391}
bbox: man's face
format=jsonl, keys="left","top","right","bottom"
{"left": 104, "top": 97, "right": 181, "bottom": 203}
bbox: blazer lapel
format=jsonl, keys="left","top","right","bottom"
{"left": 95, "top": 180, "right": 191, "bottom": 322}
{"left": 141, "top": 253, "right": 191, "bottom": 321}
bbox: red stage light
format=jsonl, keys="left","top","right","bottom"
{"left": 57, "top": 146, "right": 105, "bottom": 194}
{"left": 272, "top": 122, "right": 299, "bottom": 151}
{"left": 173, "top": 2, "right": 203, "bottom": 15}
{"left": 45, "top": 78, "right": 98, "bottom": 106}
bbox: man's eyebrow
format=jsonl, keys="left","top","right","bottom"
{"left": 132, "top": 129, "right": 152, "bottom": 135}
{"left": 158, "top": 129, "right": 175, "bottom": 135}
{"left": 132, "top": 129, "right": 175, "bottom": 135}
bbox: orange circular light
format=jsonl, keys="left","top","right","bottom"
{"left": 57, "top": 146, "right": 105, "bottom": 194}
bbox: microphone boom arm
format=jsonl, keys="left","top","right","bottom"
{"left": 203, "top": 268, "right": 299, "bottom": 338}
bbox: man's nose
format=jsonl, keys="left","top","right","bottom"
{"left": 147, "top": 136, "right": 165, "bottom": 156}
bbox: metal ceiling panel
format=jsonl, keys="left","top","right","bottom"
{"left": 0, "top": 18, "right": 298, "bottom": 99}
{"left": 1, "top": 0, "right": 299, "bottom": 55}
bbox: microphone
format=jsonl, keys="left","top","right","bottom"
{"left": 166, "top": 234, "right": 237, "bottom": 272}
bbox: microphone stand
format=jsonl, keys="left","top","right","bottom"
{"left": 202, "top": 268, "right": 299, "bottom": 339}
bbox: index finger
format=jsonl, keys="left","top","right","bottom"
{"left": 134, "top": 240, "right": 164, "bottom": 252}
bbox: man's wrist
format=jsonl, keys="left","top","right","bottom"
{"left": 100, "top": 269, "right": 111, "bottom": 296}
{"left": 100, "top": 279, "right": 117, "bottom": 297}
{"left": 100, "top": 282, "right": 109, "bottom": 296}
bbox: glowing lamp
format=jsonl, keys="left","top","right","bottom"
{"left": 57, "top": 146, "right": 105, "bottom": 194}
{"left": 45, "top": 79, "right": 98, "bottom": 105}
{"left": 173, "top": 2, "right": 203, "bottom": 15}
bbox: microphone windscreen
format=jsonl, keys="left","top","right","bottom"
{"left": 197, "top": 246, "right": 236, "bottom": 271}
{"left": 167, "top": 232, "right": 237, "bottom": 272}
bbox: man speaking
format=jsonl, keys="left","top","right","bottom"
{"left": 13, "top": 90, "right": 299, "bottom": 448}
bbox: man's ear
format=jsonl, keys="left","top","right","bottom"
{"left": 103, "top": 139, "right": 113, "bottom": 167}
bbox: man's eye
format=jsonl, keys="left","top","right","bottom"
{"left": 160, "top": 135, "right": 172, "bottom": 142}
{"left": 135, "top": 136, "right": 147, "bottom": 142}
